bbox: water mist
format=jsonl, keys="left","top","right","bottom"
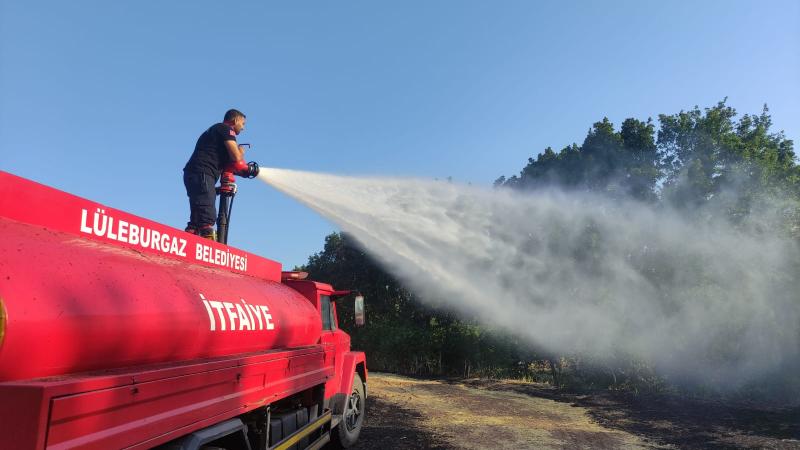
{"left": 258, "top": 168, "right": 800, "bottom": 391}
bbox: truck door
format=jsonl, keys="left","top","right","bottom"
{"left": 318, "top": 293, "right": 350, "bottom": 379}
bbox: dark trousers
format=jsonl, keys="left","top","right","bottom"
{"left": 183, "top": 170, "right": 217, "bottom": 229}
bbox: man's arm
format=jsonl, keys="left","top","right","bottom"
{"left": 225, "top": 140, "right": 246, "bottom": 162}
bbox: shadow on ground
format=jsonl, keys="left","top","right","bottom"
{"left": 349, "top": 395, "right": 454, "bottom": 449}
{"left": 456, "top": 378, "right": 800, "bottom": 449}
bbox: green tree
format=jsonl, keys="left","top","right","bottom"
{"left": 305, "top": 100, "right": 799, "bottom": 397}
{"left": 620, "top": 117, "right": 659, "bottom": 201}
{"left": 504, "top": 117, "right": 660, "bottom": 201}
{"left": 658, "top": 101, "right": 797, "bottom": 232}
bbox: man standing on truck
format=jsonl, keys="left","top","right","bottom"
{"left": 183, "top": 109, "right": 250, "bottom": 240}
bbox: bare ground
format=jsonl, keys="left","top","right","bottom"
{"left": 350, "top": 373, "right": 800, "bottom": 449}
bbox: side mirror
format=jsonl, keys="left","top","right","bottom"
{"left": 354, "top": 294, "right": 365, "bottom": 327}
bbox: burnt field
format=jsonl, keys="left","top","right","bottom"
{"left": 349, "top": 373, "right": 800, "bottom": 449}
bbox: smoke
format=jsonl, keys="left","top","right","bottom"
{"left": 258, "top": 168, "right": 800, "bottom": 390}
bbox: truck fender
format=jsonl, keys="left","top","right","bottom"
{"left": 332, "top": 351, "right": 367, "bottom": 415}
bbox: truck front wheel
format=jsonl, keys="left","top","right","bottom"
{"left": 333, "top": 372, "right": 365, "bottom": 448}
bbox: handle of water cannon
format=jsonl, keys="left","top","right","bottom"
{"left": 217, "top": 170, "right": 238, "bottom": 195}
{"left": 229, "top": 159, "right": 248, "bottom": 173}
{"left": 238, "top": 143, "right": 251, "bottom": 160}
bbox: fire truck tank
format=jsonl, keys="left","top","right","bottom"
{"left": 0, "top": 217, "right": 323, "bottom": 382}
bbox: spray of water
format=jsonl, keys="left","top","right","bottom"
{"left": 258, "top": 168, "right": 799, "bottom": 388}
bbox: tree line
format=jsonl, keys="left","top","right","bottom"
{"left": 301, "top": 100, "right": 799, "bottom": 397}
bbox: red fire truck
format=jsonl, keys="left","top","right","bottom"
{"left": 0, "top": 171, "right": 367, "bottom": 450}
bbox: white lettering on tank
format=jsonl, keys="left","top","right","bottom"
{"left": 200, "top": 294, "right": 216, "bottom": 331}
{"left": 129, "top": 224, "right": 139, "bottom": 245}
{"left": 118, "top": 220, "right": 129, "bottom": 243}
{"left": 79, "top": 208, "right": 197, "bottom": 262}
{"left": 140, "top": 228, "right": 151, "bottom": 247}
{"left": 241, "top": 299, "right": 256, "bottom": 329}
{"left": 209, "top": 300, "right": 226, "bottom": 331}
{"left": 199, "top": 294, "right": 276, "bottom": 333}
{"left": 236, "top": 303, "right": 251, "bottom": 330}
{"left": 223, "top": 302, "right": 237, "bottom": 331}
{"left": 80, "top": 209, "right": 92, "bottom": 234}
{"left": 93, "top": 208, "right": 108, "bottom": 236}
{"left": 192, "top": 243, "right": 249, "bottom": 272}
{"left": 260, "top": 305, "right": 275, "bottom": 330}
{"left": 151, "top": 230, "right": 161, "bottom": 251}
{"left": 248, "top": 304, "right": 264, "bottom": 330}
{"left": 107, "top": 217, "right": 117, "bottom": 239}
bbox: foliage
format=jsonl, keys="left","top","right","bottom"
{"left": 303, "top": 100, "right": 799, "bottom": 397}
{"left": 658, "top": 101, "right": 798, "bottom": 223}
{"left": 498, "top": 117, "right": 661, "bottom": 202}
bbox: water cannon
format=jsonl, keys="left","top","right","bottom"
{"left": 239, "top": 161, "right": 260, "bottom": 178}
{"left": 234, "top": 143, "right": 260, "bottom": 179}
{"left": 215, "top": 158, "right": 260, "bottom": 245}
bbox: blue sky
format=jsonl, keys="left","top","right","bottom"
{"left": 1, "top": 1, "right": 798, "bottom": 269}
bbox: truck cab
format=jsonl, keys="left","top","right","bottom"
{"left": 282, "top": 275, "right": 368, "bottom": 448}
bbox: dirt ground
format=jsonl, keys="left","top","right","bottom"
{"left": 350, "top": 373, "right": 800, "bottom": 449}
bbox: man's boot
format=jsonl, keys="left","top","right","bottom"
{"left": 198, "top": 224, "right": 217, "bottom": 241}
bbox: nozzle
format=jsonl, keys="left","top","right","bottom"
{"left": 243, "top": 161, "right": 259, "bottom": 179}
{"left": 224, "top": 161, "right": 259, "bottom": 179}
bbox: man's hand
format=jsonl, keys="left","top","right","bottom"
{"left": 230, "top": 159, "right": 249, "bottom": 173}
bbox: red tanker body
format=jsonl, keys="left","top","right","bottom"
{"left": 0, "top": 171, "right": 368, "bottom": 450}
{"left": 0, "top": 218, "right": 323, "bottom": 382}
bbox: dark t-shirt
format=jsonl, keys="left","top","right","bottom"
{"left": 184, "top": 123, "right": 237, "bottom": 180}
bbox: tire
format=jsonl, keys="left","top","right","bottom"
{"left": 333, "top": 373, "right": 365, "bottom": 448}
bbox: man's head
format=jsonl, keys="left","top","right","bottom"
{"left": 223, "top": 109, "right": 246, "bottom": 135}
